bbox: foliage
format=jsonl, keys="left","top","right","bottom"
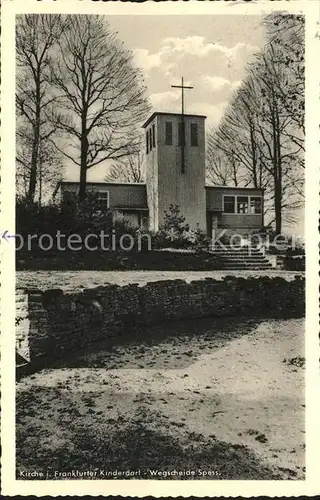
{"left": 16, "top": 195, "right": 114, "bottom": 246}
{"left": 282, "top": 255, "right": 305, "bottom": 271}
{"left": 189, "top": 224, "right": 211, "bottom": 252}
{"left": 154, "top": 204, "right": 191, "bottom": 249}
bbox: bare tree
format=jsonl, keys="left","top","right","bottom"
{"left": 105, "top": 134, "right": 145, "bottom": 183}
{"left": 16, "top": 125, "right": 63, "bottom": 204}
{"left": 16, "top": 14, "right": 65, "bottom": 203}
{"left": 206, "top": 13, "right": 304, "bottom": 234}
{"left": 206, "top": 136, "right": 245, "bottom": 187}
{"left": 50, "top": 15, "right": 150, "bottom": 201}
{"left": 106, "top": 152, "right": 145, "bottom": 183}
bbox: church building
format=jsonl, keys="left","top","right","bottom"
{"left": 54, "top": 110, "right": 264, "bottom": 238}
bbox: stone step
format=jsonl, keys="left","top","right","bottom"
{"left": 211, "top": 249, "right": 264, "bottom": 254}
{"left": 223, "top": 264, "right": 273, "bottom": 269}
{"left": 212, "top": 244, "right": 262, "bottom": 248}
{"left": 223, "top": 267, "right": 273, "bottom": 271}
{"left": 211, "top": 248, "right": 263, "bottom": 253}
{"left": 213, "top": 254, "right": 265, "bottom": 259}
{"left": 223, "top": 259, "right": 270, "bottom": 264}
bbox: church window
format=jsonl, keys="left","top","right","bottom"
{"left": 165, "top": 121, "right": 173, "bottom": 145}
{"left": 146, "top": 130, "right": 149, "bottom": 154}
{"left": 191, "top": 123, "right": 198, "bottom": 146}
{"left": 96, "top": 191, "right": 109, "bottom": 210}
{"left": 223, "top": 196, "right": 235, "bottom": 214}
{"left": 149, "top": 127, "right": 153, "bottom": 151}
{"left": 237, "top": 196, "right": 249, "bottom": 214}
{"left": 223, "top": 194, "right": 262, "bottom": 214}
{"left": 250, "top": 197, "right": 262, "bottom": 214}
{"left": 152, "top": 124, "right": 156, "bottom": 148}
{"left": 178, "top": 122, "right": 185, "bottom": 146}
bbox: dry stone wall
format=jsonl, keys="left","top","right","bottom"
{"left": 16, "top": 275, "right": 305, "bottom": 370}
{"left": 16, "top": 290, "right": 30, "bottom": 362}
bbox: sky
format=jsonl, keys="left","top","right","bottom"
{"left": 65, "top": 14, "right": 266, "bottom": 183}
{"left": 113, "top": 15, "right": 265, "bottom": 128}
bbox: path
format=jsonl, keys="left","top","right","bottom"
{"left": 16, "top": 317, "right": 304, "bottom": 480}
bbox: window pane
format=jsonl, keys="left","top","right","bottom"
{"left": 223, "top": 196, "right": 235, "bottom": 213}
{"left": 146, "top": 131, "right": 149, "bottom": 154}
{"left": 237, "top": 196, "right": 249, "bottom": 214}
{"left": 96, "top": 193, "right": 109, "bottom": 209}
{"left": 152, "top": 124, "right": 156, "bottom": 148}
{"left": 178, "top": 122, "right": 185, "bottom": 146}
{"left": 165, "top": 121, "right": 172, "bottom": 145}
{"left": 250, "top": 197, "right": 262, "bottom": 214}
{"left": 191, "top": 123, "right": 198, "bottom": 146}
{"left": 149, "top": 127, "right": 153, "bottom": 151}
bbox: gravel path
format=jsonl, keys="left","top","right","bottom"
{"left": 17, "top": 270, "right": 304, "bottom": 292}
{"left": 16, "top": 317, "right": 304, "bottom": 480}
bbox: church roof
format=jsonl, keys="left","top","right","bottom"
{"left": 205, "top": 185, "right": 265, "bottom": 191}
{"left": 142, "top": 112, "right": 207, "bottom": 128}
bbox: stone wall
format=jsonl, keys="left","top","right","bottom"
{"left": 17, "top": 275, "right": 305, "bottom": 368}
{"left": 16, "top": 290, "right": 30, "bottom": 362}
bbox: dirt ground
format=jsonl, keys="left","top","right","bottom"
{"left": 16, "top": 316, "right": 305, "bottom": 480}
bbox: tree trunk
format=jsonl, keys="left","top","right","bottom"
{"left": 249, "top": 124, "right": 258, "bottom": 188}
{"left": 274, "top": 103, "right": 282, "bottom": 235}
{"left": 28, "top": 76, "right": 41, "bottom": 203}
{"left": 274, "top": 178, "right": 282, "bottom": 234}
{"left": 79, "top": 123, "right": 88, "bottom": 201}
{"left": 39, "top": 159, "right": 42, "bottom": 207}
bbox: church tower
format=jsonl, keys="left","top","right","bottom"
{"left": 142, "top": 111, "right": 207, "bottom": 232}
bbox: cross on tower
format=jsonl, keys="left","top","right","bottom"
{"left": 171, "top": 77, "right": 193, "bottom": 173}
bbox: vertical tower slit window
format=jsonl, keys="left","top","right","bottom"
{"left": 191, "top": 123, "right": 198, "bottom": 146}
{"left": 165, "top": 121, "right": 173, "bottom": 145}
{"left": 152, "top": 123, "right": 156, "bottom": 148}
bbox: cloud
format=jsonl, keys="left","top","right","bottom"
{"left": 202, "top": 76, "right": 232, "bottom": 92}
{"left": 201, "top": 76, "right": 243, "bottom": 99}
{"left": 132, "top": 48, "right": 162, "bottom": 75}
{"left": 188, "top": 101, "right": 229, "bottom": 128}
{"left": 161, "top": 36, "right": 258, "bottom": 61}
{"left": 149, "top": 90, "right": 179, "bottom": 110}
{"left": 133, "top": 36, "right": 260, "bottom": 127}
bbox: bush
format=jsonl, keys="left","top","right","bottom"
{"left": 156, "top": 204, "right": 190, "bottom": 249}
{"left": 16, "top": 249, "right": 224, "bottom": 271}
{"left": 189, "top": 224, "right": 211, "bottom": 252}
{"left": 16, "top": 200, "right": 62, "bottom": 240}
{"left": 16, "top": 195, "right": 143, "bottom": 253}
{"left": 61, "top": 192, "right": 113, "bottom": 236}
{"left": 282, "top": 255, "right": 305, "bottom": 271}
{"left": 148, "top": 206, "right": 211, "bottom": 252}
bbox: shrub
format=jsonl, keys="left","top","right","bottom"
{"left": 154, "top": 204, "right": 191, "bottom": 249}
{"left": 189, "top": 224, "right": 211, "bottom": 252}
{"left": 282, "top": 255, "right": 305, "bottom": 271}
{"left": 61, "top": 192, "right": 113, "bottom": 236}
